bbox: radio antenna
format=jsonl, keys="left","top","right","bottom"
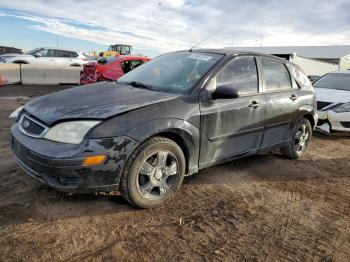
{"left": 189, "top": 27, "right": 227, "bottom": 51}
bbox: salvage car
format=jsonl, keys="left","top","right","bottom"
{"left": 10, "top": 49, "right": 317, "bottom": 208}
{"left": 314, "top": 71, "right": 350, "bottom": 133}
{"left": 80, "top": 55, "right": 150, "bottom": 84}
{"left": 0, "top": 47, "right": 88, "bottom": 66}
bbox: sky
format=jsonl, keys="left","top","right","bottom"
{"left": 0, "top": 0, "right": 350, "bottom": 57}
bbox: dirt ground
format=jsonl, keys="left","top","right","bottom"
{"left": 0, "top": 85, "right": 349, "bottom": 261}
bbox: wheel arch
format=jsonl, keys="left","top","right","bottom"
{"left": 12, "top": 60, "right": 28, "bottom": 64}
{"left": 154, "top": 131, "right": 191, "bottom": 174}
{"left": 303, "top": 113, "right": 315, "bottom": 129}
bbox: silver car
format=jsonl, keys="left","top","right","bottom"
{"left": 0, "top": 47, "right": 88, "bottom": 66}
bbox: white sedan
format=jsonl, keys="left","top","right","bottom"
{"left": 0, "top": 47, "right": 88, "bottom": 67}
{"left": 314, "top": 71, "right": 350, "bottom": 133}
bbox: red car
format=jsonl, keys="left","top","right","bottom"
{"left": 80, "top": 55, "right": 150, "bottom": 85}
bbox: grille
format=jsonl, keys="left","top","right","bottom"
{"left": 317, "top": 101, "right": 332, "bottom": 111}
{"left": 59, "top": 177, "right": 78, "bottom": 186}
{"left": 340, "top": 122, "right": 350, "bottom": 128}
{"left": 19, "top": 114, "right": 47, "bottom": 137}
{"left": 12, "top": 138, "right": 29, "bottom": 163}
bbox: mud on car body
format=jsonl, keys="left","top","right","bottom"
{"left": 11, "top": 49, "right": 317, "bottom": 208}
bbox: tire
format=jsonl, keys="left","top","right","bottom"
{"left": 281, "top": 118, "right": 312, "bottom": 159}
{"left": 120, "top": 136, "right": 186, "bottom": 208}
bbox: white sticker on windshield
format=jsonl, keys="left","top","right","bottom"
{"left": 187, "top": 54, "right": 213, "bottom": 61}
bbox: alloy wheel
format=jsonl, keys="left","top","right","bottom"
{"left": 136, "top": 150, "right": 179, "bottom": 200}
{"left": 294, "top": 124, "right": 310, "bottom": 155}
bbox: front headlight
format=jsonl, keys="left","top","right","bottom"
{"left": 44, "top": 121, "right": 100, "bottom": 144}
{"left": 332, "top": 102, "right": 350, "bottom": 113}
{"left": 9, "top": 106, "right": 24, "bottom": 120}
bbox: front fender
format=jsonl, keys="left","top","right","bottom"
{"left": 127, "top": 118, "right": 200, "bottom": 175}
{"left": 88, "top": 117, "right": 200, "bottom": 175}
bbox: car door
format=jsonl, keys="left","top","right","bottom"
{"left": 258, "top": 57, "right": 301, "bottom": 147}
{"left": 53, "top": 50, "right": 74, "bottom": 66}
{"left": 199, "top": 56, "right": 266, "bottom": 167}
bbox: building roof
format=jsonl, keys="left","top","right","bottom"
{"left": 225, "top": 45, "right": 350, "bottom": 59}
{"left": 188, "top": 48, "right": 283, "bottom": 59}
{"left": 329, "top": 70, "right": 350, "bottom": 74}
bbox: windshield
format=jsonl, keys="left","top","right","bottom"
{"left": 24, "top": 48, "right": 43, "bottom": 55}
{"left": 313, "top": 73, "right": 350, "bottom": 91}
{"left": 98, "top": 56, "right": 122, "bottom": 65}
{"left": 118, "top": 51, "right": 223, "bottom": 94}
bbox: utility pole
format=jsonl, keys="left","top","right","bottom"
{"left": 56, "top": 37, "right": 59, "bottom": 48}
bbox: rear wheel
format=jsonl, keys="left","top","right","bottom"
{"left": 120, "top": 137, "right": 185, "bottom": 208}
{"left": 281, "top": 118, "right": 312, "bottom": 159}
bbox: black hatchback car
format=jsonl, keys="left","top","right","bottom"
{"left": 11, "top": 49, "right": 317, "bottom": 208}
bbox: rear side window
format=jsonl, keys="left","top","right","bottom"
{"left": 261, "top": 58, "right": 292, "bottom": 91}
{"left": 55, "top": 50, "right": 77, "bottom": 58}
{"left": 216, "top": 57, "right": 258, "bottom": 95}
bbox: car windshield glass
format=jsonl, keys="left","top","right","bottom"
{"left": 313, "top": 73, "right": 350, "bottom": 91}
{"left": 106, "top": 56, "right": 122, "bottom": 64}
{"left": 118, "top": 52, "right": 223, "bottom": 94}
{"left": 24, "top": 48, "right": 43, "bottom": 55}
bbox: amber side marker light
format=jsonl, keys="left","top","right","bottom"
{"left": 83, "top": 155, "right": 107, "bottom": 166}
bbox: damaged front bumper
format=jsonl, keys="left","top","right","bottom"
{"left": 316, "top": 110, "right": 350, "bottom": 133}
{"left": 11, "top": 124, "right": 139, "bottom": 193}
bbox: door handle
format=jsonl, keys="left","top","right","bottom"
{"left": 290, "top": 94, "right": 299, "bottom": 101}
{"left": 248, "top": 101, "right": 260, "bottom": 109}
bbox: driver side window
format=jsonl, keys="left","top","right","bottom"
{"left": 216, "top": 57, "right": 258, "bottom": 95}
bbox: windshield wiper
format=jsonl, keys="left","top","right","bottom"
{"left": 119, "top": 81, "right": 154, "bottom": 91}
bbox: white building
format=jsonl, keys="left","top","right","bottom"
{"left": 228, "top": 45, "right": 350, "bottom": 76}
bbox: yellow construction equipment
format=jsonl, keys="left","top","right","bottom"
{"left": 99, "top": 44, "right": 132, "bottom": 58}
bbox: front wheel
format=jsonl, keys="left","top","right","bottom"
{"left": 120, "top": 137, "right": 185, "bottom": 208}
{"left": 281, "top": 118, "right": 312, "bottom": 159}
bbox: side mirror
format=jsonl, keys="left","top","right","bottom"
{"left": 212, "top": 85, "right": 239, "bottom": 100}
{"left": 33, "top": 53, "right": 42, "bottom": 58}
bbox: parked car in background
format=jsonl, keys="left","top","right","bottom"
{"left": 10, "top": 49, "right": 317, "bottom": 208}
{"left": 0, "top": 47, "right": 88, "bottom": 66}
{"left": 0, "top": 46, "right": 22, "bottom": 55}
{"left": 80, "top": 55, "right": 150, "bottom": 84}
{"left": 314, "top": 71, "right": 350, "bottom": 133}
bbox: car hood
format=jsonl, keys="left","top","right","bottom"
{"left": 315, "top": 87, "right": 350, "bottom": 103}
{"left": 24, "top": 82, "right": 180, "bottom": 125}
